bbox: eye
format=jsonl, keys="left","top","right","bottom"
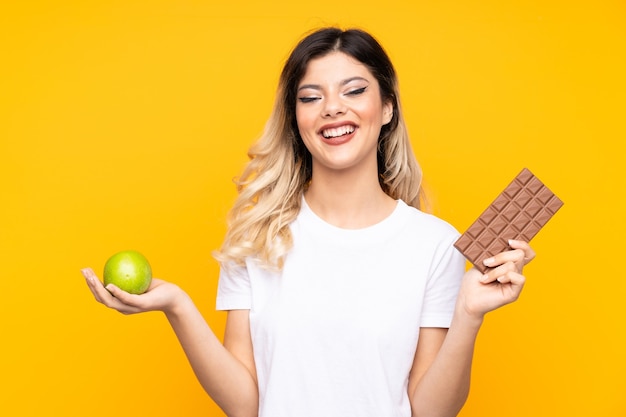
{"left": 298, "top": 96, "right": 320, "bottom": 103}
{"left": 346, "top": 86, "right": 367, "bottom": 96}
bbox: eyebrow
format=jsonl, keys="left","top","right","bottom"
{"left": 297, "top": 76, "right": 370, "bottom": 92}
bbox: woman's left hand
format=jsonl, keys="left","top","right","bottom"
{"left": 457, "top": 239, "right": 536, "bottom": 320}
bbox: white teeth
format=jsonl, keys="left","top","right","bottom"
{"left": 322, "top": 125, "right": 355, "bottom": 138}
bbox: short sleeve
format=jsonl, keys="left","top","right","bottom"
{"left": 216, "top": 263, "right": 252, "bottom": 310}
{"left": 420, "top": 234, "right": 466, "bottom": 328}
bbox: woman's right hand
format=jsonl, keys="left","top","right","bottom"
{"left": 82, "top": 267, "right": 185, "bottom": 315}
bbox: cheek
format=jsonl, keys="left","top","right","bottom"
{"left": 295, "top": 107, "right": 315, "bottom": 133}
{"left": 356, "top": 99, "right": 384, "bottom": 120}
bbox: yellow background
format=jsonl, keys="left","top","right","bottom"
{"left": 2, "top": 1, "right": 624, "bottom": 416}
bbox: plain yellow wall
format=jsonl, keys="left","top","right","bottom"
{"left": 1, "top": 1, "right": 625, "bottom": 416}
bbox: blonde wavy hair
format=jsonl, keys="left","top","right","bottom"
{"left": 214, "top": 27, "right": 425, "bottom": 270}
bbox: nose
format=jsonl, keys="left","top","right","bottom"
{"left": 322, "top": 94, "right": 346, "bottom": 118}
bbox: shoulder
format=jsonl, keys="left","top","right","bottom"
{"left": 397, "top": 200, "right": 460, "bottom": 241}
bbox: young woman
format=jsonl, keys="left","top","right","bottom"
{"left": 83, "top": 27, "right": 535, "bottom": 417}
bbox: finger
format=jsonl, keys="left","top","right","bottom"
{"left": 495, "top": 269, "right": 526, "bottom": 287}
{"left": 82, "top": 268, "right": 142, "bottom": 314}
{"left": 81, "top": 267, "right": 98, "bottom": 283}
{"left": 480, "top": 259, "right": 521, "bottom": 284}
{"left": 82, "top": 267, "right": 106, "bottom": 303}
{"left": 497, "top": 273, "right": 526, "bottom": 305}
{"left": 104, "top": 283, "right": 147, "bottom": 309}
{"left": 483, "top": 248, "right": 525, "bottom": 269}
{"left": 508, "top": 239, "right": 536, "bottom": 264}
{"left": 101, "top": 286, "right": 144, "bottom": 314}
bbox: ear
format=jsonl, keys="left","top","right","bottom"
{"left": 382, "top": 100, "right": 393, "bottom": 125}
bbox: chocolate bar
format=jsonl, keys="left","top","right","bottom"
{"left": 453, "top": 168, "right": 563, "bottom": 273}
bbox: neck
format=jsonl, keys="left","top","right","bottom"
{"left": 304, "top": 166, "right": 396, "bottom": 229}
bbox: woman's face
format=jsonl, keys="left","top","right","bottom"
{"left": 295, "top": 51, "right": 392, "bottom": 177}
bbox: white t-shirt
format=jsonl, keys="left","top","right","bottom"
{"left": 216, "top": 199, "right": 466, "bottom": 417}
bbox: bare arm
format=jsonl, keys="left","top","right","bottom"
{"left": 408, "top": 314, "right": 481, "bottom": 417}
{"left": 408, "top": 239, "right": 534, "bottom": 417}
{"left": 164, "top": 300, "right": 258, "bottom": 417}
{"left": 83, "top": 269, "right": 258, "bottom": 417}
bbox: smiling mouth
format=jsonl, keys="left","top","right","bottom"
{"left": 321, "top": 125, "right": 355, "bottom": 139}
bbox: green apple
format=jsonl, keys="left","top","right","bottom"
{"left": 103, "top": 250, "right": 152, "bottom": 294}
